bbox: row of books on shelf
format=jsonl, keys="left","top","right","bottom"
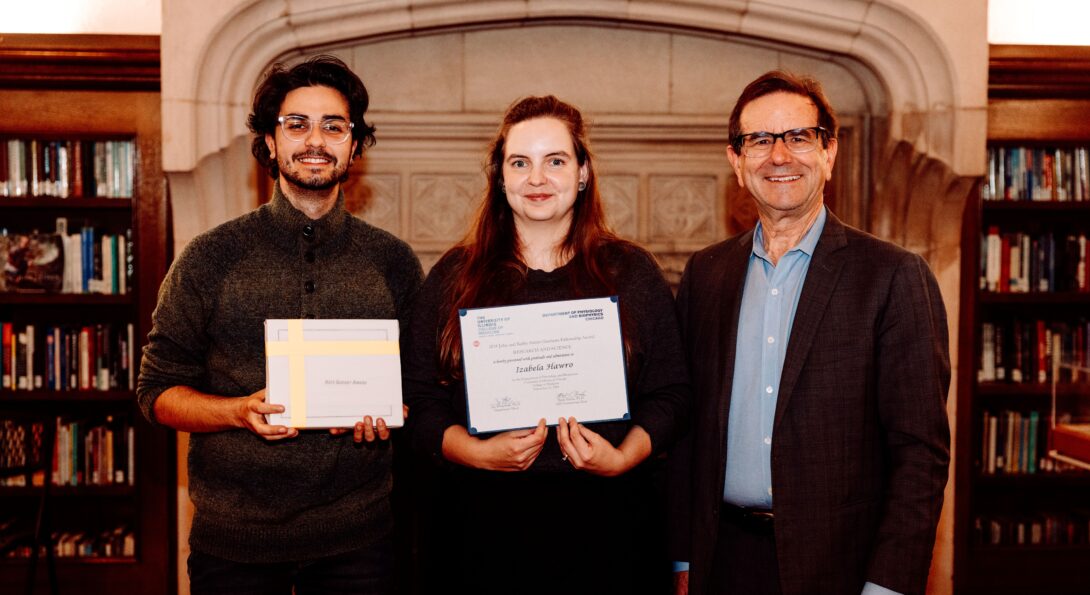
{"left": 983, "top": 145, "right": 1090, "bottom": 202}
{"left": 0, "top": 415, "right": 135, "bottom": 487}
{"left": 0, "top": 521, "right": 135, "bottom": 559}
{"left": 978, "top": 319, "right": 1089, "bottom": 383}
{"left": 973, "top": 511, "right": 1090, "bottom": 547}
{"left": 1, "top": 224, "right": 132, "bottom": 294}
{"left": 980, "top": 229, "right": 1088, "bottom": 293}
{"left": 0, "top": 138, "right": 135, "bottom": 199}
{"left": 1, "top": 322, "right": 136, "bottom": 392}
{"left": 977, "top": 410, "right": 1085, "bottom": 475}
{"left": 0, "top": 418, "right": 44, "bottom": 478}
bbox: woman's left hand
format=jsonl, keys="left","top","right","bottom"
{"left": 557, "top": 417, "right": 650, "bottom": 477}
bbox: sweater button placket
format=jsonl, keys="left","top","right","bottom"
{"left": 301, "top": 225, "right": 316, "bottom": 314}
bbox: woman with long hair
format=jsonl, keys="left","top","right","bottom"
{"left": 403, "top": 95, "right": 689, "bottom": 592}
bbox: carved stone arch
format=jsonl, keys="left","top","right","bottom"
{"left": 164, "top": 0, "right": 962, "bottom": 175}
{"left": 873, "top": 140, "right": 974, "bottom": 263}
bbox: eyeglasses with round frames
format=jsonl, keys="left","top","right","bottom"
{"left": 277, "top": 115, "right": 355, "bottom": 144}
{"left": 733, "top": 127, "right": 829, "bottom": 158}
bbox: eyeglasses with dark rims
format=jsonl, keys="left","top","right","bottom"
{"left": 732, "top": 126, "right": 829, "bottom": 158}
{"left": 277, "top": 115, "right": 355, "bottom": 144}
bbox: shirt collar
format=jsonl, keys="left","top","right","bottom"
{"left": 752, "top": 206, "right": 827, "bottom": 261}
{"left": 265, "top": 180, "right": 350, "bottom": 252}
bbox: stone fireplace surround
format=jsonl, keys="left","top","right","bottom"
{"left": 161, "top": 2, "right": 988, "bottom": 593}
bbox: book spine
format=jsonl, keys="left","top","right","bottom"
{"left": 96, "top": 324, "right": 109, "bottom": 391}
{"left": 87, "top": 427, "right": 97, "bottom": 485}
{"left": 127, "top": 424, "right": 135, "bottom": 486}
{"left": 46, "top": 331, "right": 55, "bottom": 391}
{"left": 110, "top": 234, "right": 119, "bottom": 294}
{"left": 1018, "top": 415, "right": 1029, "bottom": 473}
{"left": 1, "top": 322, "right": 11, "bottom": 389}
{"left": 1047, "top": 233, "right": 1056, "bottom": 292}
{"left": 1028, "top": 411, "right": 1039, "bottom": 474}
{"left": 1009, "top": 233, "right": 1022, "bottom": 292}
{"left": 126, "top": 323, "right": 135, "bottom": 390}
{"left": 70, "top": 420, "right": 79, "bottom": 486}
{"left": 27, "top": 324, "right": 37, "bottom": 389}
{"left": 29, "top": 139, "right": 40, "bottom": 197}
{"left": 117, "top": 236, "right": 127, "bottom": 295}
{"left": 52, "top": 418, "right": 61, "bottom": 486}
{"left": 986, "top": 227, "right": 1001, "bottom": 292}
{"left": 53, "top": 327, "right": 62, "bottom": 391}
{"left": 94, "top": 141, "right": 106, "bottom": 198}
{"left": 987, "top": 413, "right": 998, "bottom": 475}
{"left": 980, "top": 323, "right": 996, "bottom": 382}
{"left": 79, "top": 327, "right": 91, "bottom": 390}
{"left": 0, "top": 140, "right": 8, "bottom": 196}
{"left": 16, "top": 328, "right": 28, "bottom": 390}
{"left": 67, "top": 329, "right": 77, "bottom": 390}
{"left": 1020, "top": 235, "right": 1031, "bottom": 292}
{"left": 999, "top": 233, "right": 1011, "bottom": 293}
{"left": 986, "top": 147, "right": 997, "bottom": 200}
{"left": 1044, "top": 150, "right": 1055, "bottom": 200}
{"left": 81, "top": 227, "right": 93, "bottom": 293}
{"left": 1036, "top": 320, "right": 1048, "bottom": 383}
{"left": 125, "top": 229, "right": 134, "bottom": 292}
{"left": 1078, "top": 234, "right": 1087, "bottom": 291}
{"left": 1005, "top": 411, "right": 1016, "bottom": 474}
{"left": 105, "top": 422, "right": 115, "bottom": 485}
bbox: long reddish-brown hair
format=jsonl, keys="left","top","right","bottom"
{"left": 437, "top": 95, "right": 634, "bottom": 381}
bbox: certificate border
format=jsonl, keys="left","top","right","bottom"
{"left": 458, "top": 296, "right": 631, "bottom": 435}
{"left": 264, "top": 318, "right": 404, "bottom": 429}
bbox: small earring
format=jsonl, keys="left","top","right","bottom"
{"left": 501, "top": 186, "right": 506, "bottom": 195}
{"left": 578, "top": 181, "right": 586, "bottom": 191}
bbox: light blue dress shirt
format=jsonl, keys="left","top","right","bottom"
{"left": 676, "top": 208, "right": 901, "bottom": 595}
{"left": 722, "top": 207, "right": 824, "bottom": 508}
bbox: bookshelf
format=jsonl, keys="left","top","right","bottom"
{"left": 0, "top": 35, "right": 173, "bottom": 594}
{"left": 955, "top": 45, "right": 1090, "bottom": 595}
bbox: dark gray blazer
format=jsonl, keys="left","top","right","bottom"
{"left": 668, "top": 211, "right": 951, "bottom": 595}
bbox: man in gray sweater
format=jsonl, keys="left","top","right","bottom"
{"left": 138, "top": 55, "right": 422, "bottom": 594}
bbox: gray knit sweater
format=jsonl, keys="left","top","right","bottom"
{"left": 137, "top": 183, "right": 422, "bottom": 563}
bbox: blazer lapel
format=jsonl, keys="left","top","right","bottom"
{"left": 773, "top": 211, "right": 849, "bottom": 431}
{"left": 714, "top": 231, "right": 754, "bottom": 452}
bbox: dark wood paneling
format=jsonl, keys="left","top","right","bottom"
{"left": 990, "top": 44, "right": 1090, "bottom": 99}
{"left": 988, "top": 98, "right": 1090, "bottom": 142}
{"left": 0, "top": 34, "right": 159, "bottom": 91}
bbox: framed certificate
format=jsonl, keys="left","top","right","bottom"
{"left": 458, "top": 296, "right": 629, "bottom": 434}
{"left": 265, "top": 319, "right": 403, "bottom": 428}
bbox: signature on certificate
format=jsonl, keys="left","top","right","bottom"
{"left": 556, "top": 390, "right": 588, "bottom": 405}
{"left": 490, "top": 396, "right": 521, "bottom": 412}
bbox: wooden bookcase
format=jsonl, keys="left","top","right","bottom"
{"left": 0, "top": 35, "right": 174, "bottom": 594}
{"left": 954, "top": 44, "right": 1090, "bottom": 595}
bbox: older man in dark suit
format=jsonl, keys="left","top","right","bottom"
{"left": 669, "top": 71, "right": 951, "bottom": 595}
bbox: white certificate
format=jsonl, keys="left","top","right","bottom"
{"left": 265, "top": 319, "right": 403, "bottom": 429}
{"left": 459, "top": 297, "right": 629, "bottom": 434}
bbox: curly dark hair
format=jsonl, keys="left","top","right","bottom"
{"left": 247, "top": 55, "right": 377, "bottom": 179}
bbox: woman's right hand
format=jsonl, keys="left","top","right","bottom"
{"left": 441, "top": 419, "right": 548, "bottom": 471}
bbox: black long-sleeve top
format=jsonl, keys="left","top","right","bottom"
{"left": 404, "top": 242, "right": 690, "bottom": 471}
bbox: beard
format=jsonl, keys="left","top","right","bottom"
{"left": 278, "top": 149, "right": 351, "bottom": 192}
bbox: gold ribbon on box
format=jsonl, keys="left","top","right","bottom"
{"left": 265, "top": 320, "right": 399, "bottom": 427}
